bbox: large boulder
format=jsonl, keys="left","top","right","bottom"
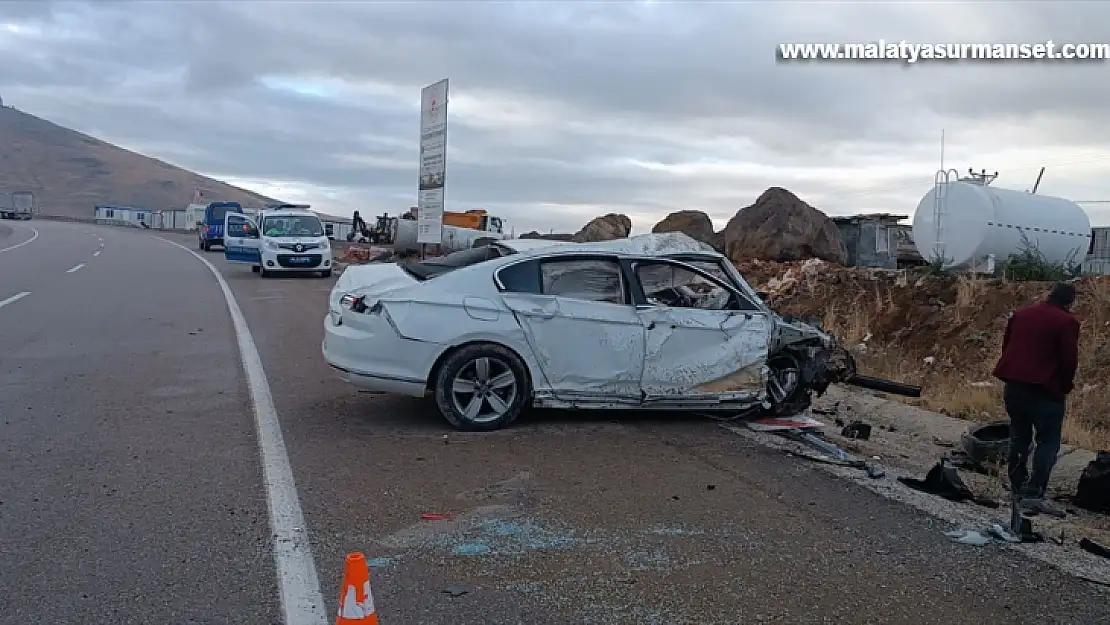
{"left": 651, "top": 210, "right": 716, "bottom": 245}
{"left": 718, "top": 187, "right": 847, "bottom": 265}
{"left": 572, "top": 213, "right": 632, "bottom": 243}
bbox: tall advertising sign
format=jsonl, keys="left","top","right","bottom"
{"left": 417, "top": 79, "right": 449, "bottom": 245}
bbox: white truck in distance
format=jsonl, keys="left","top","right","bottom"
{"left": 1, "top": 191, "right": 34, "bottom": 220}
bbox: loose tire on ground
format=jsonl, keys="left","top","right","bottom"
{"left": 433, "top": 343, "right": 529, "bottom": 431}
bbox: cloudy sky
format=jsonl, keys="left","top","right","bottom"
{"left": 2, "top": 1, "right": 1110, "bottom": 234}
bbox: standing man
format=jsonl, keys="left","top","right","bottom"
{"left": 992, "top": 282, "right": 1080, "bottom": 518}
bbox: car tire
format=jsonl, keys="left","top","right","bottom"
{"left": 321, "top": 269, "right": 332, "bottom": 278}
{"left": 766, "top": 351, "right": 811, "bottom": 415}
{"left": 201, "top": 240, "right": 210, "bottom": 251}
{"left": 434, "top": 343, "right": 529, "bottom": 432}
{"left": 251, "top": 265, "right": 260, "bottom": 273}
{"left": 259, "top": 265, "right": 269, "bottom": 278}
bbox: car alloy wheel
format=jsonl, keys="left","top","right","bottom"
{"left": 766, "top": 351, "right": 808, "bottom": 414}
{"left": 434, "top": 343, "right": 528, "bottom": 431}
{"left": 450, "top": 356, "right": 518, "bottom": 424}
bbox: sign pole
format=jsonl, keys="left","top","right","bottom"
{"left": 416, "top": 78, "right": 449, "bottom": 256}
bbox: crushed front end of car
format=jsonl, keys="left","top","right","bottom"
{"left": 763, "top": 315, "right": 921, "bottom": 416}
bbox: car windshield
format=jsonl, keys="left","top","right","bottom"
{"left": 262, "top": 215, "right": 324, "bottom": 237}
{"left": 210, "top": 206, "right": 231, "bottom": 221}
{"left": 402, "top": 245, "right": 510, "bottom": 281}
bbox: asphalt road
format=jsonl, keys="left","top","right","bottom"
{"left": 2, "top": 220, "right": 1108, "bottom": 624}
{"left": 0, "top": 221, "right": 278, "bottom": 624}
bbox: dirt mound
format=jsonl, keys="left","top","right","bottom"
{"left": 651, "top": 210, "right": 716, "bottom": 246}
{"left": 718, "top": 187, "right": 847, "bottom": 265}
{"left": 745, "top": 261, "right": 1110, "bottom": 449}
{"left": 572, "top": 213, "right": 632, "bottom": 243}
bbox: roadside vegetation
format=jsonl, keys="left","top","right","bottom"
{"left": 747, "top": 248, "right": 1110, "bottom": 451}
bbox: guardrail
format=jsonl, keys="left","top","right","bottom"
{"left": 34, "top": 214, "right": 194, "bottom": 233}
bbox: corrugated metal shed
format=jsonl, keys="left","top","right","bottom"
{"left": 1082, "top": 226, "right": 1110, "bottom": 275}
{"left": 831, "top": 213, "right": 909, "bottom": 269}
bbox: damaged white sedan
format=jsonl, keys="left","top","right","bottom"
{"left": 323, "top": 233, "right": 919, "bottom": 430}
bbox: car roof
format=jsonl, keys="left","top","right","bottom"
{"left": 496, "top": 239, "right": 568, "bottom": 253}
{"left": 504, "top": 232, "right": 723, "bottom": 260}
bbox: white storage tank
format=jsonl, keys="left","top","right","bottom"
{"left": 912, "top": 179, "right": 1091, "bottom": 271}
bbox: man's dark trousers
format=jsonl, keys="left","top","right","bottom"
{"left": 1003, "top": 381, "right": 1066, "bottom": 498}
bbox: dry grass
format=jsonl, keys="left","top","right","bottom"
{"left": 814, "top": 276, "right": 1110, "bottom": 451}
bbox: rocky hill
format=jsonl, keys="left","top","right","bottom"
{"left": 0, "top": 106, "right": 278, "bottom": 218}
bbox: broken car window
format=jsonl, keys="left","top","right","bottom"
{"left": 635, "top": 262, "right": 734, "bottom": 310}
{"left": 540, "top": 259, "right": 625, "bottom": 304}
{"left": 496, "top": 259, "right": 542, "bottom": 294}
{"left": 683, "top": 260, "right": 732, "bottom": 285}
{"left": 404, "top": 245, "right": 506, "bottom": 281}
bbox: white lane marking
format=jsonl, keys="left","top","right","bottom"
{"left": 93, "top": 250, "right": 102, "bottom": 257}
{"left": 66, "top": 263, "right": 85, "bottom": 273}
{"left": 0, "top": 226, "right": 39, "bottom": 254}
{"left": 0, "top": 291, "right": 31, "bottom": 309}
{"left": 158, "top": 237, "right": 328, "bottom": 625}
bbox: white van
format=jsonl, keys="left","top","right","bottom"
{"left": 223, "top": 206, "right": 333, "bottom": 278}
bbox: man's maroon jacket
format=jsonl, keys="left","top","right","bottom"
{"left": 992, "top": 300, "right": 1080, "bottom": 399}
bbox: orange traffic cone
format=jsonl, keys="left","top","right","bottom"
{"left": 336, "top": 552, "right": 379, "bottom": 624}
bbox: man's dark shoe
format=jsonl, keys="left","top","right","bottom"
{"left": 1019, "top": 497, "right": 1067, "bottom": 518}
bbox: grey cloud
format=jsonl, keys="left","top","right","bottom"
{"left": 0, "top": 0, "right": 55, "bottom": 21}
{"left": 2, "top": 0, "right": 1109, "bottom": 234}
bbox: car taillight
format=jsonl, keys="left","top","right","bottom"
{"left": 339, "top": 294, "right": 365, "bottom": 310}
{"left": 339, "top": 294, "right": 373, "bottom": 314}
{"left": 203, "top": 225, "right": 210, "bottom": 234}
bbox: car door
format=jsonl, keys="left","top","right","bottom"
{"left": 629, "top": 258, "right": 773, "bottom": 403}
{"left": 496, "top": 255, "right": 645, "bottom": 404}
{"left": 223, "top": 213, "right": 261, "bottom": 263}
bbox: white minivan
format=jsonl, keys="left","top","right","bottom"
{"left": 223, "top": 205, "right": 333, "bottom": 278}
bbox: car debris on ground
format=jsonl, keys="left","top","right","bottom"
{"left": 745, "top": 415, "right": 886, "bottom": 478}
{"left": 1075, "top": 452, "right": 1110, "bottom": 514}
{"left": 1080, "top": 538, "right": 1110, "bottom": 560}
{"left": 841, "top": 420, "right": 872, "bottom": 440}
{"left": 898, "top": 459, "right": 999, "bottom": 508}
